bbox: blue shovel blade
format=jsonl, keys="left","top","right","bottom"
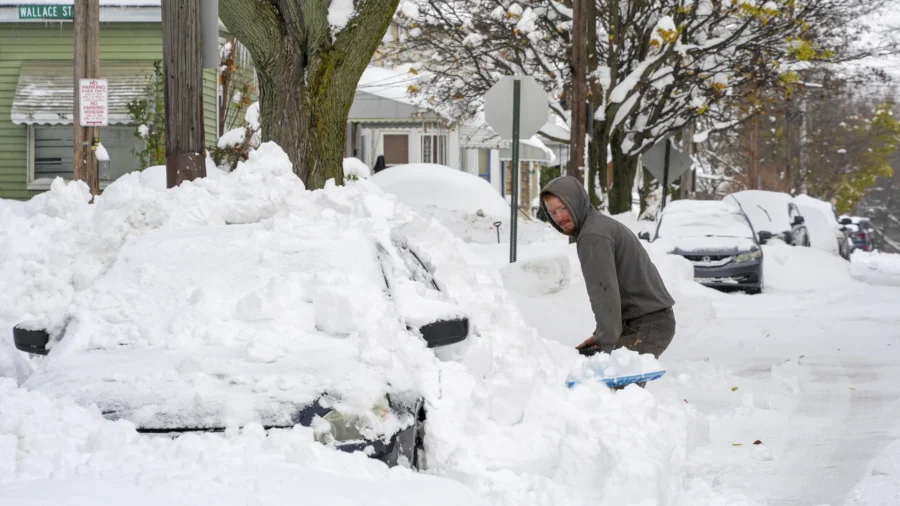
{"left": 566, "top": 369, "right": 666, "bottom": 389}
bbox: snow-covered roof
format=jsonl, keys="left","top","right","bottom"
{"left": 459, "top": 116, "right": 556, "bottom": 163}
{"left": 10, "top": 61, "right": 155, "bottom": 125}
{"left": 357, "top": 64, "right": 420, "bottom": 107}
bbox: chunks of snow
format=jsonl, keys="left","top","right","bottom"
{"left": 567, "top": 348, "right": 664, "bottom": 386}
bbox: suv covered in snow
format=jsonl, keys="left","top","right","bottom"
{"left": 641, "top": 199, "right": 766, "bottom": 294}
{"left": 724, "top": 190, "right": 810, "bottom": 247}
{"left": 13, "top": 221, "right": 470, "bottom": 470}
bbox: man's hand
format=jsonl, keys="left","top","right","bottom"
{"left": 576, "top": 335, "right": 598, "bottom": 349}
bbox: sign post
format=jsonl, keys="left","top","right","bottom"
{"left": 484, "top": 75, "right": 549, "bottom": 263}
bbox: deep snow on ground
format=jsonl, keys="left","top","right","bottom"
{"left": 2, "top": 145, "right": 734, "bottom": 506}
{"left": 464, "top": 217, "right": 900, "bottom": 506}
{"left": 4, "top": 151, "right": 900, "bottom": 505}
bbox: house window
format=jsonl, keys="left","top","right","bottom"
{"left": 421, "top": 134, "right": 447, "bottom": 165}
{"left": 30, "top": 125, "right": 143, "bottom": 187}
{"left": 383, "top": 134, "right": 409, "bottom": 165}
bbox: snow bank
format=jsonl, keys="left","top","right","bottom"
{"left": 0, "top": 142, "right": 722, "bottom": 506}
{"left": 763, "top": 244, "right": 854, "bottom": 292}
{"left": 850, "top": 250, "right": 900, "bottom": 286}
{"left": 370, "top": 163, "right": 510, "bottom": 218}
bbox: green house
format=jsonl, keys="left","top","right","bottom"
{"left": 0, "top": 1, "right": 228, "bottom": 200}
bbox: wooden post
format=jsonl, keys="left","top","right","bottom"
{"left": 162, "top": 0, "right": 206, "bottom": 188}
{"left": 73, "top": 0, "right": 100, "bottom": 196}
{"left": 569, "top": 0, "right": 588, "bottom": 183}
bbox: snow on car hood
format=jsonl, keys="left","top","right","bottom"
{"left": 655, "top": 236, "right": 759, "bottom": 255}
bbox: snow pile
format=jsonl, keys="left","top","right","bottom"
{"left": 371, "top": 162, "right": 511, "bottom": 218}
{"left": 850, "top": 250, "right": 900, "bottom": 286}
{"left": 566, "top": 348, "right": 664, "bottom": 386}
{"left": 0, "top": 142, "right": 724, "bottom": 506}
{"left": 762, "top": 243, "right": 854, "bottom": 292}
{"left": 343, "top": 157, "right": 371, "bottom": 179}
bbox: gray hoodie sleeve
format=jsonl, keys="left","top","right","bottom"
{"left": 576, "top": 233, "right": 622, "bottom": 353}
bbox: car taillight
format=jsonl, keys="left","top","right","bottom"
{"left": 856, "top": 232, "right": 867, "bottom": 240}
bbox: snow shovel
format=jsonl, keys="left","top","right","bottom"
{"left": 565, "top": 370, "right": 666, "bottom": 389}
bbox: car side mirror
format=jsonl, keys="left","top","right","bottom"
{"left": 758, "top": 230, "right": 773, "bottom": 244}
{"left": 793, "top": 216, "right": 805, "bottom": 225}
{"left": 638, "top": 231, "right": 650, "bottom": 241}
{"left": 13, "top": 324, "right": 50, "bottom": 355}
{"left": 416, "top": 318, "right": 469, "bottom": 348}
{"left": 840, "top": 217, "right": 852, "bottom": 225}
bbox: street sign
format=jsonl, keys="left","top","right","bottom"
{"left": 642, "top": 136, "right": 693, "bottom": 187}
{"left": 484, "top": 75, "right": 549, "bottom": 264}
{"left": 484, "top": 75, "right": 548, "bottom": 140}
{"left": 79, "top": 78, "right": 108, "bottom": 127}
{"left": 641, "top": 136, "right": 694, "bottom": 210}
{"left": 18, "top": 4, "right": 73, "bottom": 20}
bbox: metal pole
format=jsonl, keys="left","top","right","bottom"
{"left": 661, "top": 137, "right": 671, "bottom": 211}
{"left": 510, "top": 79, "right": 521, "bottom": 263}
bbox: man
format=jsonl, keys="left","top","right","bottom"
{"left": 539, "top": 176, "right": 676, "bottom": 359}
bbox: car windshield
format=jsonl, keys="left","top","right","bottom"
{"left": 657, "top": 203, "right": 754, "bottom": 239}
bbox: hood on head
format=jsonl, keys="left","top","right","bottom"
{"left": 539, "top": 176, "right": 595, "bottom": 236}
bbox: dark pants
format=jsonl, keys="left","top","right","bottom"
{"left": 616, "top": 307, "right": 676, "bottom": 359}
{"left": 614, "top": 307, "right": 676, "bottom": 388}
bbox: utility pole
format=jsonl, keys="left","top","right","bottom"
{"left": 73, "top": 0, "right": 100, "bottom": 196}
{"left": 680, "top": 121, "right": 695, "bottom": 199}
{"left": 570, "top": 0, "right": 588, "bottom": 183}
{"left": 162, "top": 0, "right": 206, "bottom": 188}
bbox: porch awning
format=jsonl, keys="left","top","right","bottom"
{"left": 11, "top": 60, "right": 155, "bottom": 125}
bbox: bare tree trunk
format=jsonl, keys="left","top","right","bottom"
{"left": 162, "top": 0, "right": 207, "bottom": 188}
{"left": 609, "top": 131, "right": 638, "bottom": 213}
{"left": 220, "top": 0, "right": 399, "bottom": 189}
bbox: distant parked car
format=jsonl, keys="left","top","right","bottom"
{"left": 840, "top": 215, "right": 877, "bottom": 252}
{"left": 639, "top": 199, "right": 766, "bottom": 294}
{"left": 724, "top": 190, "right": 810, "bottom": 247}
{"left": 793, "top": 194, "right": 852, "bottom": 260}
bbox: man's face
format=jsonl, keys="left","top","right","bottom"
{"left": 543, "top": 195, "right": 575, "bottom": 235}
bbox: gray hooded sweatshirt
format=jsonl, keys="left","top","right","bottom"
{"left": 540, "top": 176, "right": 674, "bottom": 352}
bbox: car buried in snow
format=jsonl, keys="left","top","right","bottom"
{"left": 640, "top": 199, "right": 766, "bottom": 294}
{"left": 12, "top": 222, "right": 470, "bottom": 470}
{"left": 723, "top": 190, "right": 810, "bottom": 247}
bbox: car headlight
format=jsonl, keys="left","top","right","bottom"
{"left": 734, "top": 250, "right": 762, "bottom": 263}
{"left": 313, "top": 397, "right": 391, "bottom": 445}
